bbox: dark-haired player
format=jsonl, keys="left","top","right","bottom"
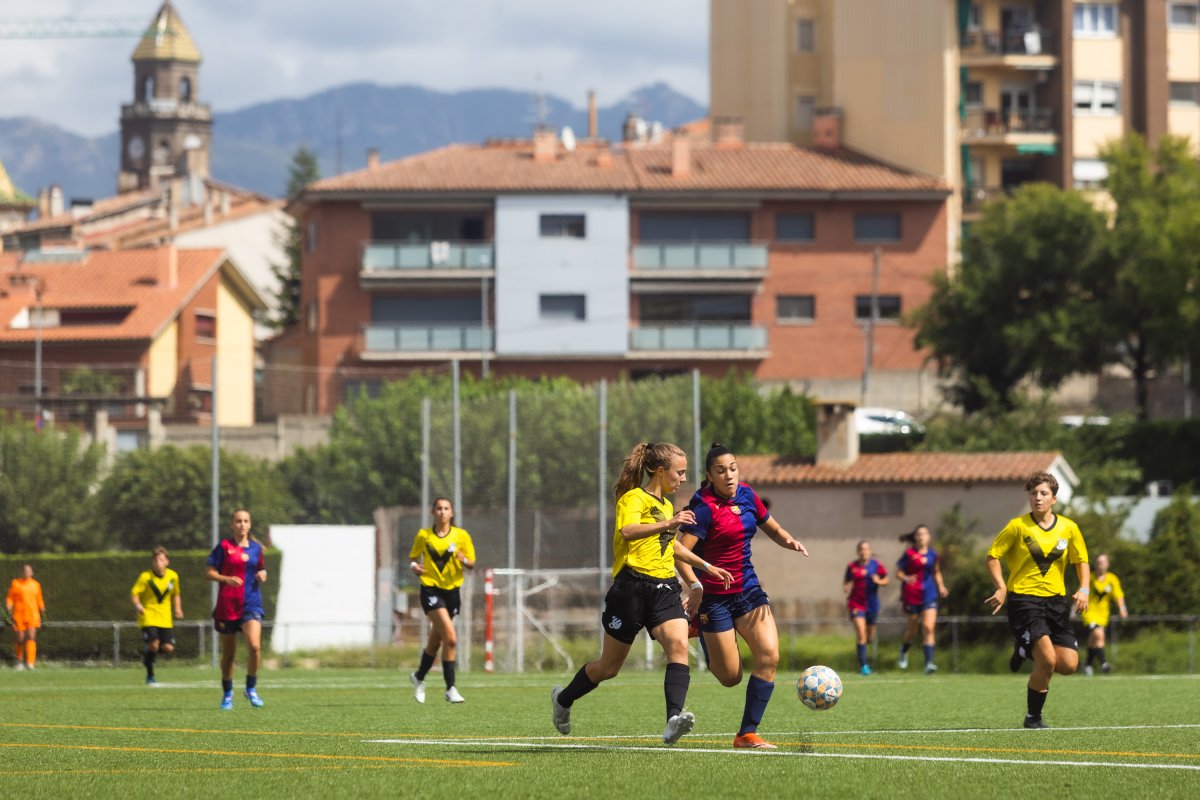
{"left": 844, "top": 540, "right": 888, "bottom": 675}
{"left": 206, "top": 509, "right": 268, "bottom": 710}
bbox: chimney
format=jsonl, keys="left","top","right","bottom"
{"left": 533, "top": 128, "right": 557, "bottom": 163}
{"left": 713, "top": 117, "right": 744, "bottom": 149}
{"left": 671, "top": 133, "right": 691, "bottom": 179}
{"left": 366, "top": 148, "right": 380, "bottom": 170}
{"left": 815, "top": 401, "right": 859, "bottom": 467}
{"left": 593, "top": 148, "right": 614, "bottom": 169}
{"left": 812, "top": 108, "right": 843, "bottom": 150}
{"left": 168, "top": 178, "right": 182, "bottom": 232}
{"left": 37, "top": 187, "right": 51, "bottom": 219}
{"left": 622, "top": 112, "right": 639, "bottom": 143}
{"left": 587, "top": 90, "right": 598, "bottom": 140}
{"left": 49, "top": 185, "right": 64, "bottom": 218}
{"left": 161, "top": 243, "right": 178, "bottom": 289}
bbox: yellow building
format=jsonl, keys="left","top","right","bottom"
{"left": 711, "top": 0, "right": 1200, "bottom": 231}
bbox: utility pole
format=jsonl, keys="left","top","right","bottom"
{"left": 860, "top": 247, "right": 881, "bottom": 406}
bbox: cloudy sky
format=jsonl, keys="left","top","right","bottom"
{"left": 0, "top": 0, "right": 709, "bottom": 137}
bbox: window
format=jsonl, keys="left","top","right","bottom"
{"left": 853, "top": 213, "right": 902, "bottom": 243}
{"left": 639, "top": 213, "right": 751, "bottom": 242}
{"left": 1074, "top": 80, "right": 1121, "bottom": 114}
{"left": 1073, "top": 158, "right": 1109, "bottom": 190}
{"left": 306, "top": 219, "right": 319, "bottom": 252}
{"left": 180, "top": 76, "right": 192, "bottom": 102}
{"left": 862, "top": 491, "right": 904, "bottom": 517}
{"left": 775, "top": 213, "right": 814, "bottom": 242}
{"left": 795, "top": 94, "right": 816, "bottom": 133}
{"left": 777, "top": 295, "right": 815, "bottom": 322}
{"left": 306, "top": 300, "right": 318, "bottom": 333}
{"left": 964, "top": 81, "right": 984, "bottom": 108}
{"left": 369, "top": 212, "right": 485, "bottom": 241}
{"left": 1169, "top": 82, "right": 1200, "bottom": 106}
{"left": 639, "top": 294, "right": 752, "bottom": 323}
{"left": 539, "top": 294, "right": 586, "bottom": 321}
{"left": 855, "top": 295, "right": 902, "bottom": 321}
{"left": 967, "top": 3, "right": 982, "bottom": 30}
{"left": 796, "top": 19, "right": 816, "bottom": 52}
{"left": 195, "top": 312, "right": 216, "bottom": 340}
{"left": 539, "top": 214, "right": 586, "bottom": 238}
{"left": 1073, "top": 3, "right": 1118, "bottom": 36}
{"left": 1169, "top": 3, "right": 1200, "bottom": 28}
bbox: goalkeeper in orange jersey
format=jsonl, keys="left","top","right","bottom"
{"left": 6, "top": 564, "right": 45, "bottom": 671}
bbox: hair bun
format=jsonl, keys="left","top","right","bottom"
{"left": 710, "top": 441, "right": 723, "bottom": 449}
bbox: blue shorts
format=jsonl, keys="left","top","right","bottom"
{"left": 849, "top": 607, "right": 879, "bottom": 625}
{"left": 697, "top": 585, "right": 770, "bottom": 633}
{"left": 213, "top": 610, "right": 263, "bottom": 635}
{"left": 904, "top": 601, "right": 938, "bottom": 615}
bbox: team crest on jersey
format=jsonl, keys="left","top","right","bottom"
{"left": 241, "top": 552, "right": 249, "bottom": 562}
{"left": 729, "top": 505, "right": 741, "bottom": 515}
{"left": 608, "top": 616, "right": 622, "bottom": 630}
{"left": 699, "top": 613, "right": 709, "bottom": 625}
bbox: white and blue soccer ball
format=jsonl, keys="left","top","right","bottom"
{"left": 797, "top": 665, "right": 842, "bottom": 711}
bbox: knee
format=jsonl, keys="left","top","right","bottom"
{"left": 756, "top": 648, "right": 779, "bottom": 672}
{"left": 442, "top": 633, "right": 458, "bottom": 651}
{"left": 592, "top": 662, "right": 621, "bottom": 682}
{"left": 716, "top": 671, "right": 742, "bottom": 688}
{"left": 246, "top": 641, "right": 261, "bottom": 657}
{"left": 149, "top": 641, "right": 160, "bottom": 653}
{"left": 161, "top": 643, "right": 174, "bottom": 654}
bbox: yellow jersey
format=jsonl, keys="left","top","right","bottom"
{"left": 1081, "top": 572, "right": 1125, "bottom": 627}
{"left": 613, "top": 488, "right": 676, "bottom": 579}
{"left": 410, "top": 526, "right": 475, "bottom": 590}
{"left": 131, "top": 569, "right": 181, "bottom": 629}
{"left": 987, "top": 513, "right": 1088, "bottom": 597}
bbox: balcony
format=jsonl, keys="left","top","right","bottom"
{"left": 361, "top": 324, "right": 493, "bottom": 360}
{"left": 962, "top": 186, "right": 1007, "bottom": 217}
{"left": 961, "top": 108, "right": 1057, "bottom": 149}
{"left": 960, "top": 29, "right": 1058, "bottom": 68}
{"left": 632, "top": 242, "right": 768, "bottom": 271}
{"left": 360, "top": 241, "right": 494, "bottom": 287}
{"left": 629, "top": 324, "right": 768, "bottom": 357}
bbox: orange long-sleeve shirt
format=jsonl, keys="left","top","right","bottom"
{"left": 6, "top": 578, "right": 44, "bottom": 629}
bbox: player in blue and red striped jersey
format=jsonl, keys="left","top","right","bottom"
{"left": 843, "top": 540, "right": 889, "bottom": 675}
{"left": 676, "top": 443, "right": 810, "bottom": 750}
{"left": 206, "top": 509, "right": 268, "bottom": 711}
{"left": 896, "top": 524, "right": 948, "bottom": 674}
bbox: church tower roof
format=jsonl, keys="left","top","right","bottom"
{"left": 132, "top": 2, "right": 201, "bottom": 63}
{"left": 0, "top": 158, "right": 34, "bottom": 208}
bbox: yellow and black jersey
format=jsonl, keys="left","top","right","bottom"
{"left": 131, "top": 568, "right": 181, "bottom": 629}
{"left": 410, "top": 526, "right": 475, "bottom": 590}
{"left": 613, "top": 488, "right": 676, "bottom": 580}
{"left": 1081, "top": 572, "right": 1125, "bottom": 627}
{"left": 988, "top": 513, "right": 1088, "bottom": 597}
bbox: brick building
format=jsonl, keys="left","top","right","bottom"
{"left": 279, "top": 127, "right": 950, "bottom": 415}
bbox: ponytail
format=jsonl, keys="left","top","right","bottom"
{"left": 613, "top": 441, "right": 686, "bottom": 501}
{"left": 899, "top": 524, "right": 930, "bottom": 547}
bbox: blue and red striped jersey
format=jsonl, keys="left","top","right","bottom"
{"left": 844, "top": 558, "right": 888, "bottom": 613}
{"left": 683, "top": 483, "right": 770, "bottom": 595}
{"left": 897, "top": 547, "right": 939, "bottom": 607}
{"left": 207, "top": 538, "right": 265, "bottom": 622}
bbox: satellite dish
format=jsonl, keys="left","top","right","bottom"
{"left": 561, "top": 126, "right": 577, "bottom": 152}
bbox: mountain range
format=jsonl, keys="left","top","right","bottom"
{"left": 0, "top": 82, "right": 706, "bottom": 202}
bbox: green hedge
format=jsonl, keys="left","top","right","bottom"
{"left": 1119, "top": 420, "right": 1200, "bottom": 486}
{"left": 0, "top": 549, "right": 281, "bottom": 662}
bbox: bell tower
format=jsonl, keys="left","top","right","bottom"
{"left": 118, "top": 2, "right": 212, "bottom": 193}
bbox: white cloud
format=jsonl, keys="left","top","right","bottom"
{"left": 0, "top": 0, "right": 708, "bottom": 136}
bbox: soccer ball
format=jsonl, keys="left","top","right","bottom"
{"left": 797, "top": 665, "right": 842, "bottom": 711}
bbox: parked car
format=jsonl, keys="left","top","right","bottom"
{"left": 855, "top": 407, "right": 924, "bottom": 435}
{"left": 1058, "top": 414, "right": 1112, "bottom": 427}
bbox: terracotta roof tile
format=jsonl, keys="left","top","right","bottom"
{"left": 10, "top": 190, "right": 162, "bottom": 234}
{"left": 737, "top": 451, "right": 1063, "bottom": 486}
{"left": 308, "top": 140, "right": 948, "bottom": 196}
{"left": 0, "top": 247, "right": 227, "bottom": 343}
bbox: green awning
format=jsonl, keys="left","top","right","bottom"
{"left": 1016, "top": 143, "right": 1057, "bottom": 155}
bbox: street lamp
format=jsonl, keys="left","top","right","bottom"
{"left": 33, "top": 278, "right": 43, "bottom": 429}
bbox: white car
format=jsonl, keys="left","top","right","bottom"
{"left": 855, "top": 407, "right": 924, "bottom": 435}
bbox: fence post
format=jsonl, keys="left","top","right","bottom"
{"left": 112, "top": 623, "right": 120, "bottom": 667}
{"left": 198, "top": 621, "right": 204, "bottom": 661}
{"left": 950, "top": 618, "right": 959, "bottom": 674}
{"left": 1189, "top": 617, "right": 1196, "bottom": 674}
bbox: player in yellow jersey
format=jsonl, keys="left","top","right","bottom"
{"left": 6, "top": 564, "right": 45, "bottom": 671}
{"left": 1081, "top": 553, "right": 1127, "bottom": 676}
{"left": 409, "top": 497, "right": 476, "bottom": 704}
{"left": 131, "top": 547, "right": 183, "bottom": 685}
{"left": 551, "top": 442, "right": 733, "bottom": 745}
{"left": 985, "top": 471, "right": 1089, "bottom": 729}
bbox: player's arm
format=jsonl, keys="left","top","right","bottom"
{"left": 842, "top": 567, "right": 852, "bottom": 596}
{"left": 206, "top": 567, "right": 242, "bottom": 587}
{"left": 620, "top": 508, "right": 695, "bottom": 542}
{"left": 671, "top": 539, "right": 733, "bottom": 589}
{"left": 873, "top": 565, "right": 890, "bottom": 586}
{"left": 934, "top": 561, "right": 949, "bottom": 598}
{"left": 759, "top": 517, "right": 809, "bottom": 556}
{"left": 408, "top": 532, "right": 427, "bottom": 576}
{"left": 675, "top": 532, "right": 704, "bottom": 613}
{"left": 984, "top": 556, "right": 1007, "bottom": 615}
{"left": 453, "top": 536, "right": 476, "bottom": 570}
{"left": 1072, "top": 560, "right": 1090, "bottom": 615}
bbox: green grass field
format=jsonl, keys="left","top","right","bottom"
{"left": 2, "top": 666, "right": 1198, "bottom": 799}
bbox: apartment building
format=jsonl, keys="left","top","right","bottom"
{"left": 278, "top": 129, "right": 950, "bottom": 415}
{"left": 711, "top": 0, "right": 1200, "bottom": 230}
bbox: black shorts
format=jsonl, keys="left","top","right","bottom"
{"left": 214, "top": 611, "right": 263, "bottom": 635}
{"left": 600, "top": 568, "right": 686, "bottom": 645}
{"left": 141, "top": 626, "right": 175, "bottom": 645}
{"left": 419, "top": 586, "right": 461, "bottom": 618}
{"left": 1007, "top": 594, "right": 1077, "bottom": 651}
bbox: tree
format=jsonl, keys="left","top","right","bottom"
{"left": 94, "top": 446, "right": 299, "bottom": 550}
{"left": 0, "top": 416, "right": 106, "bottom": 553}
{"left": 267, "top": 146, "right": 320, "bottom": 331}
{"left": 911, "top": 183, "right": 1110, "bottom": 411}
{"left": 1097, "top": 134, "right": 1200, "bottom": 420}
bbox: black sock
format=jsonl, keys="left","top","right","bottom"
{"left": 143, "top": 648, "right": 156, "bottom": 678}
{"left": 442, "top": 659, "right": 456, "bottom": 689}
{"left": 415, "top": 651, "right": 435, "bottom": 681}
{"left": 557, "top": 665, "right": 599, "bottom": 708}
{"left": 246, "top": 674, "right": 257, "bottom": 691}
{"left": 664, "top": 662, "right": 691, "bottom": 720}
{"left": 1087, "top": 647, "right": 1099, "bottom": 666}
{"left": 1027, "top": 686, "right": 1048, "bottom": 718}
{"left": 221, "top": 679, "right": 233, "bottom": 694}
{"left": 1098, "top": 646, "right": 1107, "bottom": 665}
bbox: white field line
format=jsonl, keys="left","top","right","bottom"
{"left": 366, "top": 738, "right": 1200, "bottom": 771}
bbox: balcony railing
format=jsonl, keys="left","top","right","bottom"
{"left": 632, "top": 242, "right": 768, "bottom": 270}
{"left": 363, "top": 324, "right": 493, "bottom": 352}
{"left": 960, "top": 29, "right": 1055, "bottom": 57}
{"left": 962, "top": 186, "right": 1007, "bottom": 214}
{"left": 630, "top": 324, "right": 768, "bottom": 351}
{"left": 361, "top": 241, "right": 494, "bottom": 271}
{"left": 962, "top": 107, "right": 1056, "bottom": 138}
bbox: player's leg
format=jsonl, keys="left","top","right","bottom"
{"left": 242, "top": 620, "right": 264, "bottom": 707}
{"left": 653, "top": 616, "right": 695, "bottom": 744}
{"left": 731, "top": 605, "right": 780, "bottom": 746}
{"left": 899, "top": 612, "right": 917, "bottom": 668}
{"left": 142, "top": 628, "right": 159, "bottom": 683}
{"left": 852, "top": 615, "right": 869, "bottom": 672}
{"left": 1024, "top": 634, "right": 1056, "bottom": 727}
{"left": 1087, "top": 624, "right": 1106, "bottom": 674}
{"left": 218, "top": 629, "right": 238, "bottom": 709}
{"left": 25, "top": 627, "right": 37, "bottom": 669}
{"left": 702, "top": 629, "right": 743, "bottom": 687}
{"left": 14, "top": 627, "right": 27, "bottom": 670}
{"left": 427, "top": 607, "right": 463, "bottom": 700}
{"left": 553, "top": 631, "right": 633, "bottom": 727}
{"left": 1052, "top": 645, "right": 1078, "bottom": 676}
{"left": 920, "top": 608, "right": 938, "bottom": 672}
